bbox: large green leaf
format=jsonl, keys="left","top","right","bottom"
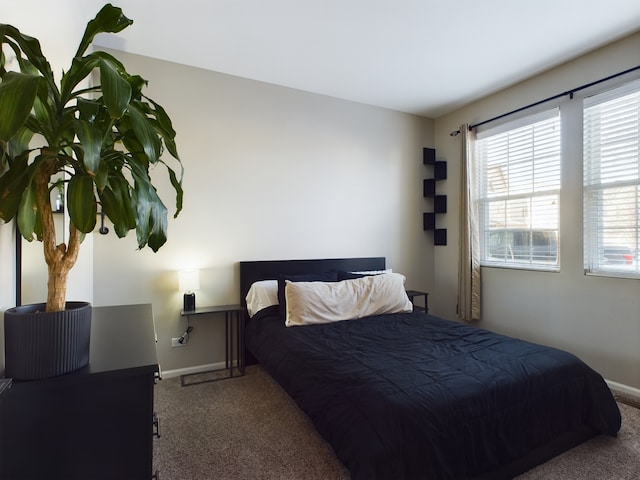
{"left": 132, "top": 184, "right": 168, "bottom": 252}
{"left": 0, "top": 24, "right": 57, "bottom": 96}
{"left": 61, "top": 46, "right": 127, "bottom": 107}
{"left": 73, "top": 118, "right": 102, "bottom": 176}
{"left": 76, "top": 97, "right": 102, "bottom": 121}
{"left": 0, "top": 72, "right": 40, "bottom": 142}
{"left": 128, "top": 103, "right": 160, "bottom": 163}
{"left": 16, "top": 181, "right": 37, "bottom": 241}
{"left": 95, "top": 155, "right": 110, "bottom": 192}
{"left": 67, "top": 175, "right": 97, "bottom": 233}
{"left": 145, "top": 196, "right": 168, "bottom": 252}
{"left": 99, "top": 58, "right": 132, "bottom": 119}
{"left": 99, "top": 172, "right": 135, "bottom": 237}
{"left": 78, "top": 98, "right": 113, "bottom": 156}
{"left": 165, "top": 162, "right": 183, "bottom": 217}
{"left": 31, "top": 80, "right": 56, "bottom": 140}
{"left": 128, "top": 161, "right": 168, "bottom": 251}
{"left": 75, "top": 4, "right": 133, "bottom": 58}
{"left": 117, "top": 116, "right": 149, "bottom": 169}
{"left": 128, "top": 75, "right": 148, "bottom": 100}
{"left": 0, "top": 151, "right": 30, "bottom": 221}
{"left": 143, "top": 96, "right": 180, "bottom": 160}
{"left": 7, "top": 126, "right": 34, "bottom": 157}
{"left": 60, "top": 55, "right": 100, "bottom": 104}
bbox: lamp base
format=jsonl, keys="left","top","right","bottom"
{"left": 183, "top": 292, "right": 196, "bottom": 312}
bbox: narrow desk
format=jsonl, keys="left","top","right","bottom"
{"left": 180, "top": 304, "right": 245, "bottom": 386}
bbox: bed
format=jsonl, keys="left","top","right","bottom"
{"left": 240, "top": 257, "right": 621, "bottom": 479}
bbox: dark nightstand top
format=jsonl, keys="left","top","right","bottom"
{"left": 406, "top": 290, "right": 428, "bottom": 298}
{"left": 180, "top": 304, "right": 244, "bottom": 316}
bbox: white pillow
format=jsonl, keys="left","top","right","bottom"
{"left": 285, "top": 273, "right": 412, "bottom": 327}
{"left": 245, "top": 280, "right": 278, "bottom": 317}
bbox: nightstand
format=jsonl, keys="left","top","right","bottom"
{"left": 180, "top": 304, "right": 245, "bottom": 386}
{"left": 406, "top": 290, "right": 429, "bottom": 313}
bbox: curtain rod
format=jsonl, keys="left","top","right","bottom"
{"left": 449, "top": 65, "right": 640, "bottom": 136}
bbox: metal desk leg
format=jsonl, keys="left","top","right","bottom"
{"left": 225, "top": 313, "right": 229, "bottom": 371}
{"left": 227, "top": 311, "right": 233, "bottom": 377}
{"left": 238, "top": 311, "right": 245, "bottom": 375}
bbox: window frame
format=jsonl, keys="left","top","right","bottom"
{"left": 475, "top": 108, "right": 562, "bottom": 272}
{"left": 582, "top": 79, "right": 640, "bottom": 279}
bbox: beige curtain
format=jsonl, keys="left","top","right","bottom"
{"left": 457, "top": 124, "right": 481, "bottom": 321}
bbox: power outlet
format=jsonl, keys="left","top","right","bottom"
{"left": 171, "top": 337, "right": 186, "bottom": 347}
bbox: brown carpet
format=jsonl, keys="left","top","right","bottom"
{"left": 153, "top": 365, "right": 640, "bottom": 479}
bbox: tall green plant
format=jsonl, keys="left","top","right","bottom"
{"left": 0, "top": 4, "right": 183, "bottom": 311}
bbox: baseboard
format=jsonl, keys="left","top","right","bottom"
{"left": 161, "top": 362, "right": 229, "bottom": 379}
{"left": 606, "top": 379, "right": 640, "bottom": 398}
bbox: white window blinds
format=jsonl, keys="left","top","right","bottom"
{"left": 475, "top": 109, "right": 561, "bottom": 270}
{"left": 583, "top": 80, "right": 640, "bottom": 277}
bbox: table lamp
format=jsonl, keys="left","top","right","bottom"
{"left": 179, "top": 270, "right": 200, "bottom": 312}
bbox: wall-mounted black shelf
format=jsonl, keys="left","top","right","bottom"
{"left": 423, "top": 147, "right": 447, "bottom": 245}
{"left": 434, "top": 229, "right": 447, "bottom": 246}
{"left": 423, "top": 147, "right": 436, "bottom": 165}
{"left": 423, "top": 178, "right": 436, "bottom": 197}
{"left": 434, "top": 195, "right": 447, "bottom": 213}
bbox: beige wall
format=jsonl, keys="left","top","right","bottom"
{"left": 434, "top": 32, "right": 640, "bottom": 390}
{"left": 91, "top": 50, "right": 434, "bottom": 373}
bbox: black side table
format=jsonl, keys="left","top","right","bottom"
{"left": 406, "top": 290, "right": 429, "bottom": 313}
{"left": 180, "top": 304, "right": 245, "bottom": 386}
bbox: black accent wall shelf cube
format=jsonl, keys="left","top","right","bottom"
{"left": 434, "top": 229, "right": 447, "bottom": 246}
{"left": 423, "top": 147, "right": 436, "bottom": 165}
{"left": 423, "top": 212, "right": 436, "bottom": 230}
{"left": 434, "top": 195, "right": 447, "bottom": 213}
{"left": 423, "top": 147, "right": 447, "bottom": 245}
{"left": 423, "top": 178, "right": 436, "bottom": 197}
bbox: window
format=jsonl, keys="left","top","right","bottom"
{"left": 475, "top": 109, "right": 561, "bottom": 270}
{"left": 583, "top": 80, "right": 640, "bottom": 278}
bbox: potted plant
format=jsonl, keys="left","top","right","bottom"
{"left": 0, "top": 4, "right": 183, "bottom": 380}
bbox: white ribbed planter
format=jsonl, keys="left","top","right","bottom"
{"left": 4, "top": 302, "right": 91, "bottom": 381}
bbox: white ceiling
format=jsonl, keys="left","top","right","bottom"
{"left": 11, "top": 1, "right": 640, "bottom": 118}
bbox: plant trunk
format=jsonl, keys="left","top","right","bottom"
{"left": 43, "top": 223, "right": 81, "bottom": 312}
{"left": 46, "top": 260, "right": 71, "bottom": 312}
{"left": 35, "top": 154, "right": 82, "bottom": 312}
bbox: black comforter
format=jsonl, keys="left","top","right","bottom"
{"left": 246, "top": 310, "right": 621, "bottom": 479}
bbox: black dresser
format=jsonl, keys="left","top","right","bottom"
{"left": 0, "top": 304, "right": 159, "bottom": 480}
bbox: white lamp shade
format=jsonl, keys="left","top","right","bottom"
{"left": 178, "top": 270, "right": 200, "bottom": 292}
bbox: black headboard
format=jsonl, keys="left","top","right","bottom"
{"left": 239, "top": 257, "right": 386, "bottom": 309}
{"left": 239, "top": 257, "right": 385, "bottom": 365}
